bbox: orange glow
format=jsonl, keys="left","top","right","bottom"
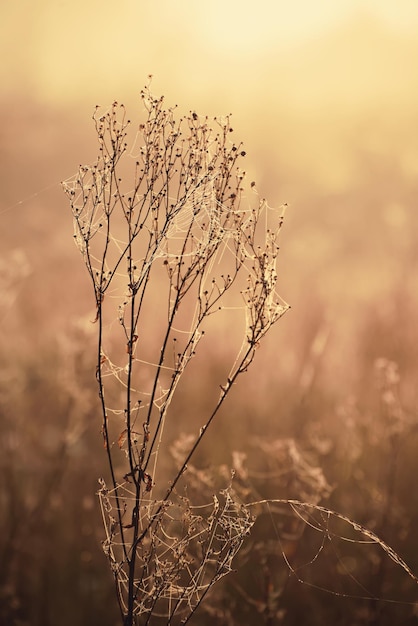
{"left": 2, "top": 3, "right": 418, "bottom": 623}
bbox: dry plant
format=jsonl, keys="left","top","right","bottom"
{"left": 62, "top": 84, "right": 289, "bottom": 625}
{"left": 61, "top": 84, "right": 418, "bottom": 626}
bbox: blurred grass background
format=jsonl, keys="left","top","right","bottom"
{"left": 1, "top": 1, "right": 418, "bottom": 624}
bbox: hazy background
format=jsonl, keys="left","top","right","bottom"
{"left": 1, "top": 2, "right": 418, "bottom": 624}
{"left": 2, "top": 0, "right": 418, "bottom": 384}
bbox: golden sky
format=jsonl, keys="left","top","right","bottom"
{"left": 2, "top": 0, "right": 417, "bottom": 191}
{"left": 2, "top": 0, "right": 418, "bottom": 105}
{"left": 2, "top": 0, "right": 418, "bottom": 365}
{"left": 1, "top": 0, "right": 417, "bottom": 221}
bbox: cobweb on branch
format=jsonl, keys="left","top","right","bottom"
{"left": 247, "top": 498, "right": 418, "bottom": 606}
{"left": 97, "top": 477, "right": 254, "bottom": 621}
{"left": 185, "top": 439, "right": 418, "bottom": 623}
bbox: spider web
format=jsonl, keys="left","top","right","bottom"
{"left": 252, "top": 498, "right": 418, "bottom": 607}
{"left": 98, "top": 478, "right": 254, "bottom": 620}
{"left": 62, "top": 144, "right": 290, "bottom": 488}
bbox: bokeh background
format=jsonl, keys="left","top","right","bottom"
{"left": 1, "top": 1, "right": 418, "bottom": 624}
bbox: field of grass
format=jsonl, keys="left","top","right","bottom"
{"left": 1, "top": 77, "right": 418, "bottom": 624}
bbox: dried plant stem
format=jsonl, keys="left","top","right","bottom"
{"left": 63, "top": 85, "right": 288, "bottom": 625}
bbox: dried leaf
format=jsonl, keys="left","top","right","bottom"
{"left": 118, "top": 429, "right": 127, "bottom": 449}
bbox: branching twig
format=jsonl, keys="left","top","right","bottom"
{"left": 63, "top": 84, "right": 289, "bottom": 625}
